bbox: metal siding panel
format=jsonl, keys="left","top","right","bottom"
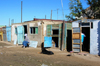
{"left": 67, "top": 23, "right": 72, "bottom": 30}
{"left": 3, "top": 34, "right": 7, "bottom": 41}
{"left": 73, "top": 48, "right": 80, "bottom": 52}
{"left": 64, "top": 23, "right": 67, "bottom": 49}
{"left": 59, "top": 24, "right": 62, "bottom": 48}
{"left": 72, "top": 27, "right": 82, "bottom": 52}
{"left": 52, "top": 24, "right": 59, "bottom": 29}
{"left": 44, "top": 36, "right": 52, "bottom": 47}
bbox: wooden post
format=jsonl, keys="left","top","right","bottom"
{"left": 45, "top": 15, "right": 46, "bottom": 19}
{"left": 57, "top": 9, "right": 58, "bottom": 20}
{"left": 51, "top": 10, "right": 52, "bottom": 20}
{"left": 41, "top": 21, "right": 44, "bottom": 42}
{"left": 9, "top": 18, "right": 10, "bottom": 26}
{"left": 61, "top": 20, "right": 65, "bottom": 51}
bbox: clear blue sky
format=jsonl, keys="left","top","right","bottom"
{"left": 0, "top": 0, "right": 89, "bottom": 26}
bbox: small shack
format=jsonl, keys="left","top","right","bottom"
{"left": 72, "top": 19, "right": 100, "bottom": 55}
{"left": 0, "top": 25, "right": 6, "bottom": 41}
{"left": 11, "top": 18, "right": 72, "bottom": 50}
{"left": 2, "top": 27, "right": 7, "bottom": 41}
{"left": 0, "top": 28, "right": 3, "bottom": 41}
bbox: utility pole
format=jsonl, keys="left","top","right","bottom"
{"left": 61, "top": 0, "right": 65, "bottom": 51}
{"left": 21, "top": 1, "right": 23, "bottom": 23}
{"left": 45, "top": 15, "right": 46, "bottom": 19}
{"left": 9, "top": 18, "right": 10, "bottom": 26}
{"left": 61, "top": 21, "right": 65, "bottom": 51}
{"left": 57, "top": 9, "right": 59, "bottom": 20}
{"left": 11, "top": 19, "right": 14, "bottom": 24}
{"left": 61, "top": 0, "right": 64, "bottom": 20}
{"left": 51, "top": 10, "right": 52, "bottom": 20}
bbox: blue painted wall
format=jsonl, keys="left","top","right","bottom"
{"left": 6, "top": 26, "right": 11, "bottom": 42}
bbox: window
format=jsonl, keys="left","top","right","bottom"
{"left": 79, "top": 23, "right": 90, "bottom": 27}
{"left": 30, "top": 27, "right": 38, "bottom": 34}
{"left": 52, "top": 29, "right": 59, "bottom": 35}
{"left": 91, "top": 22, "right": 93, "bottom": 29}
{"left": 15, "top": 28, "right": 17, "bottom": 34}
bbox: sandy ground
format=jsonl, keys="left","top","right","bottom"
{"left": 0, "top": 41, "right": 100, "bottom": 66}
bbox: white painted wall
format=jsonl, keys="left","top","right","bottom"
{"left": 11, "top": 24, "right": 22, "bottom": 43}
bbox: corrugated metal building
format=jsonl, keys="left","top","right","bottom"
{"left": 0, "top": 25, "right": 6, "bottom": 41}
{"left": 0, "top": 28, "right": 3, "bottom": 41}
{"left": 72, "top": 19, "right": 100, "bottom": 55}
{"left": 2, "top": 27, "right": 7, "bottom": 41}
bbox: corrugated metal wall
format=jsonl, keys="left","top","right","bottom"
{"left": 0, "top": 28, "right": 3, "bottom": 41}
{"left": 46, "top": 25, "right": 52, "bottom": 36}
{"left": 2, "top": 27, "right": 7, "bottom": 41}
{"left": 46, "top": 23, "right": 67, "bottom": 50}
{"left": 6, "top": 27, "right": 11, "bottom": 42}
{"left": 66, "top": 23, "right": 72, "bottom": 30}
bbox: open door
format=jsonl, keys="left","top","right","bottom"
{"left": 72, "top": 27, "right": 82, "bottom": 52}
{"left": 17, "top": 26, "right": 24, "bottom": 44}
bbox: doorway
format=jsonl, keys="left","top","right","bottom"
{"left": 67, "top": 30, "right": 72, "bottom": 52}
{"left": 23, "top": 25, "right": 27, "bottom": 39}
{"left": 52, "top": 37, "right": 59, "bottom": 47}
{"left": 82, "top": 27, "right": 90, "bottom": 52}
{"left": 52, "top": 29, "right": 59, "bottom": 48}
{"left": 0, "top": 35, "right": 2, "bottom": 41}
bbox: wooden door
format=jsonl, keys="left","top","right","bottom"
{"left": 72, "top": 27, "right": 82, "bottom": 52}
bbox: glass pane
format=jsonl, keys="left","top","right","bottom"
{"left": 30, "top": 27, "right": 33, "bottom": 34}
{"left": 73, "top": 28, "right": 80, "bottom": 33}
{"left": 15, "top": 28, "right": 17, "bottom": 34}
{"left": 35, "top": 27, "right": 38, "bottom": 34}
{"left": 73, "top": 39, "right": 80, "bottom": 43}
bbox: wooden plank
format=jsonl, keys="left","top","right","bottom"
{"left": 72, "top": 33, "right": 80, "bottom": 39}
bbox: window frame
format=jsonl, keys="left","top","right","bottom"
{"left": 15, "top": 27, "right": 17, "bottom": 35}
{"left": 30, "top": 27, "right": 38, "bottom": 35}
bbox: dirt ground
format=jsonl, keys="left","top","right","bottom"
{"left": 0, "top": 41, "right": 100, "bottom": 66}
